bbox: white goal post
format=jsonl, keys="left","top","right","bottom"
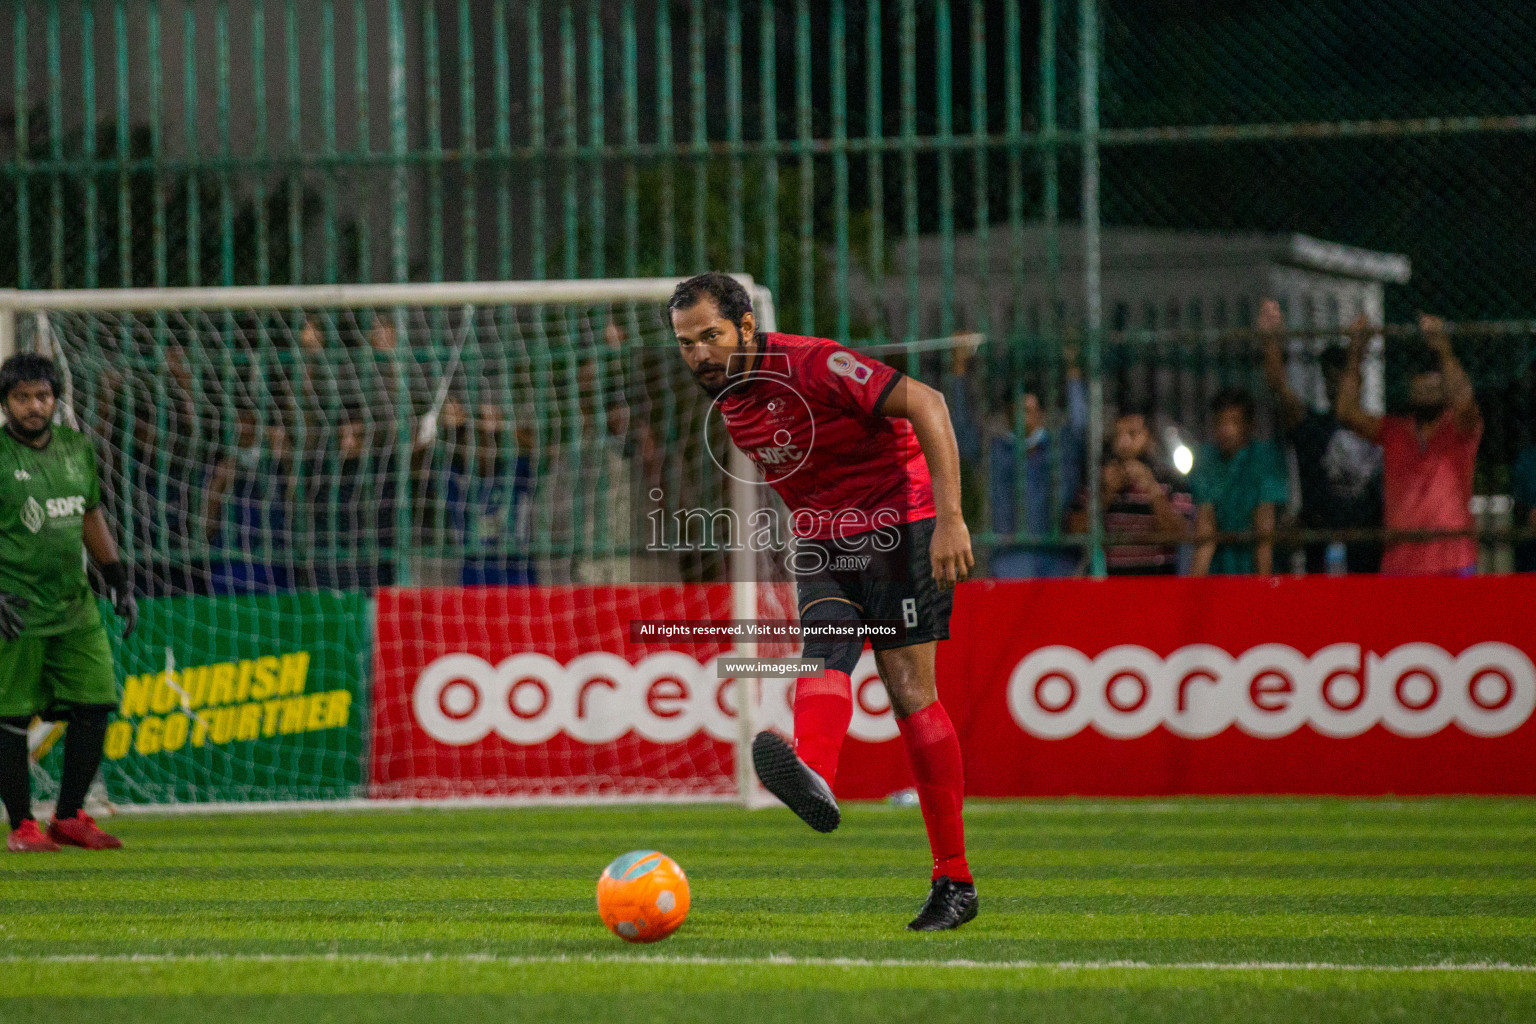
{"left": 0, "top": 277, "right": 780, "bottom": 811}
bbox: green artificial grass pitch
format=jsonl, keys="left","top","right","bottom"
{"left": 3, "top": 798, "right": 1535, "bottom": 1022}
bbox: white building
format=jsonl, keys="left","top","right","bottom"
{"left": 849, "top": 223, "right": 1410, "bottom": 428}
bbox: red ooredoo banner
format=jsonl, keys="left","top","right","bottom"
{"left": 891, "top": 574, "right": 1536, "bottom": 798}
{"left": 372, "top": 576, "right": 1536, "bottom": 800}
{"left": 370, "top": 585, "right": 743, "bottom": 799}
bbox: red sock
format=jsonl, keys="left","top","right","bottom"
{"left": 792, "top": 671, "right": 852, "bottom": 786}
{"left": 897, "top": 701, "right": 972, "bottom": 883}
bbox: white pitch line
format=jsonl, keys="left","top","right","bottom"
{"left": 2, "top": 953, "right": 1534, "bottom": 973}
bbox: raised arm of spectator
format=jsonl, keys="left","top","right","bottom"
{"left": 1191, "top": 504, "right": 1216, "bottom": 577}
{"left": 1259, "top": 299, "right": 1306, "bottom": 432}
{"left": 1422, "top": 313, "right": 1481, "bottom": 435}
{"left": 1335, "top": 313, "right": 1382, "bottom": 443}
{"left": 1253, "top": 502, "right": 1277, "bottom": 576}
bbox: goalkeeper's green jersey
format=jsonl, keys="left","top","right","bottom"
{"left": 0, "top": 424, "right": 103, "bottom": 636}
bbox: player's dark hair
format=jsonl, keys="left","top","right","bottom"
{"left": 1209, "top": 386, "right": 1255, "bottom": 423}
{"left": 0, "top": 352, "right": 60, "bottom": 402}
{"left": 665, "top": 272, "right": 754, "bottom": 334}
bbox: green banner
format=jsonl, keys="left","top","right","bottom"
{"left": 37, "top": 591, "right": 370, "bottom": 806}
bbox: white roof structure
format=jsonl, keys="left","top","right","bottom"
{"left": 850, "top": 223, "right": 1410, "bottom": 341}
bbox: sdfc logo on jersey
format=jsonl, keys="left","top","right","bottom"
{"left": 46, "top": 495, "right": 88, "bottom": 519}
{"left": 21, "top": 494, "right": 86, "bottom": 532}
{"left": 12, "top": 469, "right": 29, "bottom": 481}
{"left": 826, "top": 351, "right": 873, "bottom": 385}
{"left": 754, "top": 443, "right": 804, "bottom": 466}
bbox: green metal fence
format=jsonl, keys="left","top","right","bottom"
{"left": 1, "top": 0, "right": 1074, "bottom": 337}
{"left": 3, "top": 0, "right": 1535, "bottom": 572}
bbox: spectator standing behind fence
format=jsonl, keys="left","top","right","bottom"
{"left": 89, "top": 350, "right": 205, "bottom": 596}
{"left": 986, "top": 347, "right": 1086, "bottom": 578}
{"left": 1336, "top": 313, "right": 1481, "bottom": 576}
{"left": 203, "top": 406, "right": 297, "bottom": 593}
{"left": 533, "top": 326, "right": 647, "bottom": 585}
{"left": 940, "top": 334, "right": 988, "bottom": 531}
{"left": 308, "top": 408, "right": 398, "bottom": 590}
{"left": 447, "top": 402, "right": 535, "bottom": 586}
{"left": 1190, "top": 388, "right": 1289, "bottom": 576}
{"left": 1070, "top": 408, "right": 1193, "bottom": 575}
{"left": 1259, "top": 299, "right": 1384, "bottom": 574}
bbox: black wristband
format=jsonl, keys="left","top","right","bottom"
{"left": 99, "top": 562, "right": 129, "bottom": 592}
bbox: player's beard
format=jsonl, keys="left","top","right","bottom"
{"left": 692, "top": 362, "right": 732, "bottom": 397}
{"left": 6, "top": 417, "right": 49, "bottom": 442}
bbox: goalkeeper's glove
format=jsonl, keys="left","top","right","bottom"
{"left": 0, "top": 591, "right": 28, "bottom": 642}
{"left": 99, "top": 562, "right": 137, "bottom": 638}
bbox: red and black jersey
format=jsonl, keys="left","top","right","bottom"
{"left": 714, "top": 332, "right": 935, "bottom": 540}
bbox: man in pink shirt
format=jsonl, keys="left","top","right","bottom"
{"left": 1336, "top": 313, "right": 1481, "bottom": 575}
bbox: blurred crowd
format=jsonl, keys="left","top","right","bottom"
{"left": 80, "top": 295, "right": 1531, "bottom": 593}
{"left": 949, "top": 297, "right": 1513, "bottom": 579}
{"left": 86, "top": 310, "right": 651, "bottom": 597}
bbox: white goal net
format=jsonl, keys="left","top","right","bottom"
{"left": 2, "top": 278, "right": 794, "bottom": 808}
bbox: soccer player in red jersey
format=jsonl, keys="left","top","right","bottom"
{"left": 668, "top": 273, "right": 977, "bottom": 931}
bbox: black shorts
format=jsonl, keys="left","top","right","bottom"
{"left": 793, "top": 517, "right": 952, "bottom": 651}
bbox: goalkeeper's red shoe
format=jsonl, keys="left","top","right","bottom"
{"left": 48, "top": 811, "right": 122, "bottom": 850}
{"left": 7, "top": 819, "right": 61, "bottom": 853}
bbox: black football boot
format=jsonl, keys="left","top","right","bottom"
{"left": 907, "top": 876, "right": 979, "bottom": 931}
{"left": 751, "top": 731, "right": 841, "bottom": 833}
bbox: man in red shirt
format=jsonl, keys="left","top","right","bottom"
{"left": 1336, "top": 312, "right": 1481, "bottom": 575}
{"left": 668, "top": 273, "right": 977, "bottom": 931}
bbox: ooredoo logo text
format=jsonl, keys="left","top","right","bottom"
{"left": 408, "top": 643, "right": 1535, "bottom": 747}
{"left": 1008, "top": 643, "right": 1534, "bottom": 740}
{"left": 408, "top": 650, "right": 899, "bottom": 747}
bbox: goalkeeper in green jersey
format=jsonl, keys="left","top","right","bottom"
{"left": 0, "top": 353, "right": 136, "bottom": 852}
